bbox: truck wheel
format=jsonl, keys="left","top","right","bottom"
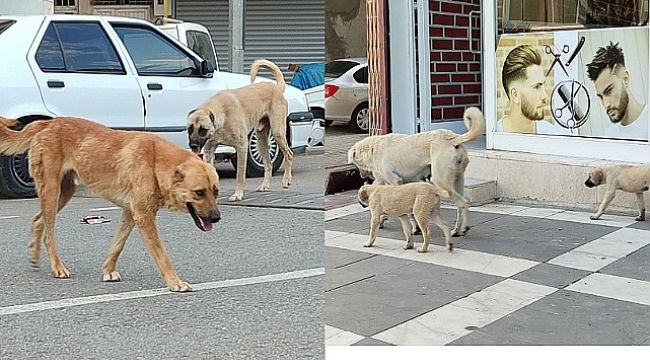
{"left": 0, "top": 153, "right": 36, "bottom": 198}
{"left": 230, "top": 130, "right": 286, "bottom": 178}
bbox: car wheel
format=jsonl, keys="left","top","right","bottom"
{"left": 0, "top": 153, "right": 36, "bottom": 198}
{"left": 230, "top": 130, "right": 285, "bottom": 177}
{"left": 349, "top": 103, "right": 369, "bottom": 133}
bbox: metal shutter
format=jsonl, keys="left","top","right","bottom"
{"left": 174, "top": 0, "right": 230, "bottom": 70}
{"left": 174, "top": 0, "right": 324, "bottom": 77}
{"left": 244, "top": 0, "right": 324, "bottom": 77}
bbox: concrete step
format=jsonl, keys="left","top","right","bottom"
{"left": 325, "top": 164, "right": 497, "bottom": 206}
{"left": 458, "top": 177, "right": 497, "bottom": 206}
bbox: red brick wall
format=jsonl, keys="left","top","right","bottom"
{"left": 430, "top": 0, "right": 481, "bottom": 121}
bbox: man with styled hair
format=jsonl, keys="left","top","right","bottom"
{"left": 586, "top": 41, "right": 647, "bottom": 140}
{"left": 499, "top": 44, "right": 550, "bottom": 133}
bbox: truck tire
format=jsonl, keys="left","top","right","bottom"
{"left": 0, "top": 153, "right": 36, "bottom": 198}
{"left": 231, "top": 126, "right": 290, "bottom": 177}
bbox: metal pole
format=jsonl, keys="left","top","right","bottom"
{"left": 163, "top": 0, "right": 169, "bottom": 24}
{"left": 229, "top": 0, "right": 245, "bottom": 73}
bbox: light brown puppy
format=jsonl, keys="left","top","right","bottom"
{"left": 187, "top": 59, "right": 293, "bottom": 202}
{"left": 349, "top": 107, "right": 485, "bottom": 237}
{"left": 358, "top": 183, "right": 453, "bottom": 253}
{"left": 585, "top": 164, "right": 650, "bottom": 221}
{"left": 0, "top": 117, "right": 221, "bottom": 292}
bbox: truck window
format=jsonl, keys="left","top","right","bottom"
{"left": 35, "top": 22, "right": 125, "bottom": 74}
{"left": 112, "top": 24, "right": 198, "bottom": 77}
{"left": 186, "top": 30, "right": 217, "bottom": 68}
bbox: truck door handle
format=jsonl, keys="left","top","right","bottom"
{"left": 47, "top": 80, "right": 65, "bottom": 88}
{"left": 147, "top": 83, "right": 163, "bottom": 90}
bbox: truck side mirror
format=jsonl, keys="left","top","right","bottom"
{"left": 201, "top": 60, "right": 214, "bottom": 78}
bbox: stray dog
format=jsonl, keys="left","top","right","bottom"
{"left": 358, "top": 183, "right": 453, "bottom": 253}
{"left": 0, "top": 117, "right": 221, "bottom": 292}
{"left": 584, "top": 164, "right": 650, "bottom": 221}
{"left": 187, "top": 59, "right": 293, "bottom": 202}
{"left": 348, "top": 107, "right": 485, "bottom": 237}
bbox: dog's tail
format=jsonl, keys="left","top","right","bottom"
{"left": 451, "top": 107, "right": 485, "bottom": 146}
{"left": 250, "top": 59, "right": 286, "bottom": 93}
{"left": 0, "top": 120, "right": 50, "bottom": 155}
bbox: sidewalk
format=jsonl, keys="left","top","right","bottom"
{"left": 324, "top": 125, "right": 650, "bottom": 346}
{"left": 325, "top": 201, "right": 650, "bottom": 345}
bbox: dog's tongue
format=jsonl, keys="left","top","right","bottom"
{"left": 199, "top": 217, "right": 213, "bottom": 232}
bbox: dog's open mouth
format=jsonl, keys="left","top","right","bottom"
{"left": 187, "top": 203, "right": 214, "bottom": 232}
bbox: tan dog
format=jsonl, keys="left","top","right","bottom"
{"left": 358, "top": 183, "right": 453, "bottom": 253}
{"left": 187, "top": 59, "right": 293, "bottom": 202}
{"left": 585, "top": 164, "right": 650, "bottom": 221}
{"left": 0, "top": 117, "right": 221, "bottom": 292}
{"left": 349, "top": 107, "right": 485, "bottom": 237}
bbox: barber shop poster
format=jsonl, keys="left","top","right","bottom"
{"left": 496, "top": 27, "right": 649, "bottom": 141}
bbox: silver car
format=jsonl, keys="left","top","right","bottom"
{"left": 324, "top": 58, "right": 369, "bottom": 133}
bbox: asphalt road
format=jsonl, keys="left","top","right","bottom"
{"left": 0, "top": 152, "right": 325, "bottom": 359}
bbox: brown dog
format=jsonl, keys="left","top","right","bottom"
{"left": 349, "top": 107, "right": 485, "bottom": 237}
{"left": 0, "top": 117, "right": 221, "bottom": 292}
{"left": 358, "top": 183, "right": 453, "bottom": 253}
{"left": 585, "top": 164, "right": 650, "bottom": 221}
{"left": 187, "top": 59, "right": 293, "bottom": 202}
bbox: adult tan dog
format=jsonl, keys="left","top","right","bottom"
{"left": 358, "top": 183, "right": 453, "bottom": 253}
{"left": 187, "top": 59, "right": 293, "bottom": 202}
{"left": 584, "top": 164, "right": 650, "bottom": 221}
{"left": 348, "top": 107, "right": 485, "bottom": 237}
{"left": 0, "top": 117, "right": 221, "bottom": 292}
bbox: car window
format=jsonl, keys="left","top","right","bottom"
{"left": 35, "top": 22, "right": 124, "bottom": 74}
{"left": 325, "top": 60, "right": 359, "bottom": 78}
{"left": 112, "top": 24, "right": 197, "bottom": 77}
{"left": 186, "top": 30, "right": 217, "bottom": 68}
{"left": 0, "top": 20, "right": 15, "bottom": 35}
{"left": 353, "top": 66, "right": 368, "bottom": 84}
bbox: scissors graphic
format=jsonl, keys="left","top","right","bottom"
{"left": 545, "top": 44, "right": 570, "bottom": 77}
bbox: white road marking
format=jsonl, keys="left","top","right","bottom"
{"left": 372, "top": 279, "right": 557, "bottom": 345}
{"left": 325, "top": 231, "right": 539, "bottom": 277}
{"left": 325, "top": 325, "right": 365, "bottom": 346}
{"left": 0, "top": 267, "right": 324, "bottom": 317}
{"left": 0, "top": 216, "right": 20, "bottom": 220}
{"left": 89, "top": 207, "right": 121, "bottom": 212}
{"left": 566, "top": 273, "right": 650, "bottom": 306}
{"left": 548, "top": 228, "right": 650, "bottom": 271}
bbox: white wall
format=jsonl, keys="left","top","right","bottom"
{"left": 0, "top": 0, "right": 53, "bottom": 15}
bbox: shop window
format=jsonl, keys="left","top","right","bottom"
{"left": 499, "top": 0, "right": 649, "bottom": 33}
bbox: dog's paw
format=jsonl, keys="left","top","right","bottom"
{"left": 403, "top": 243, "right": 414, "bottom": 250}
{"left": 448, "top": 243, "right": 454, "bottom": 252}
{"left": 51, "top": 264, "right": 70, "bottom": 279}
{"left": 102, "top": 271, "right": 122, "bottom": 282}
{"left": 256, "top": 184, "right": 270, "bottom": 192}
{"left": 363, "top": 243, "right": 373, "bottom": 248}
{"left": 228, "top": 193, "right": 243, "bottom": 202}
{"left": 635, "top": 216, "right": 646, "bottom": 221}
{"left": 28, "top": 248, "right": 41, "bottom": 268}
{"left": 589, "top": 215, "right": 600, "bottom": 220}
{"left": 417, "top": 247, "right": 428, "bottom": 253}
{"left": 168, "top": 280, "right": 193, "bottom": 292}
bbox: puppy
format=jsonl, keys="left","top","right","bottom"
{"left": 187, "top": 59, "right": 293, "bottom": 202}
{"left": 585, "top": 164, "right": 650, "bottom": 221}
{"left": 348, "top": 107, "right": 485, "bottom": 237}
{"left": 357, "top": 183, "right": 453, "bottom": 253}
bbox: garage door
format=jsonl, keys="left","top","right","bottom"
{"left": 174, "top": 0, "right": 324, "bottom": 77}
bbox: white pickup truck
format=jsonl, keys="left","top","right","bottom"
{"left": 0, "top": 14, "right": 323, "bottom": 198}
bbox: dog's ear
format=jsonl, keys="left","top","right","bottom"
{"left": 173, "top": 168, "right": 185, "bottom": 183}
{"left": 187, "top": 109, "right": 198, "bottom": 117}
{"left": 358, "top": 186, "right": 370, "bottom": 204}
{"left": 208, "top": 111, "right": 216, "bottom": 124}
